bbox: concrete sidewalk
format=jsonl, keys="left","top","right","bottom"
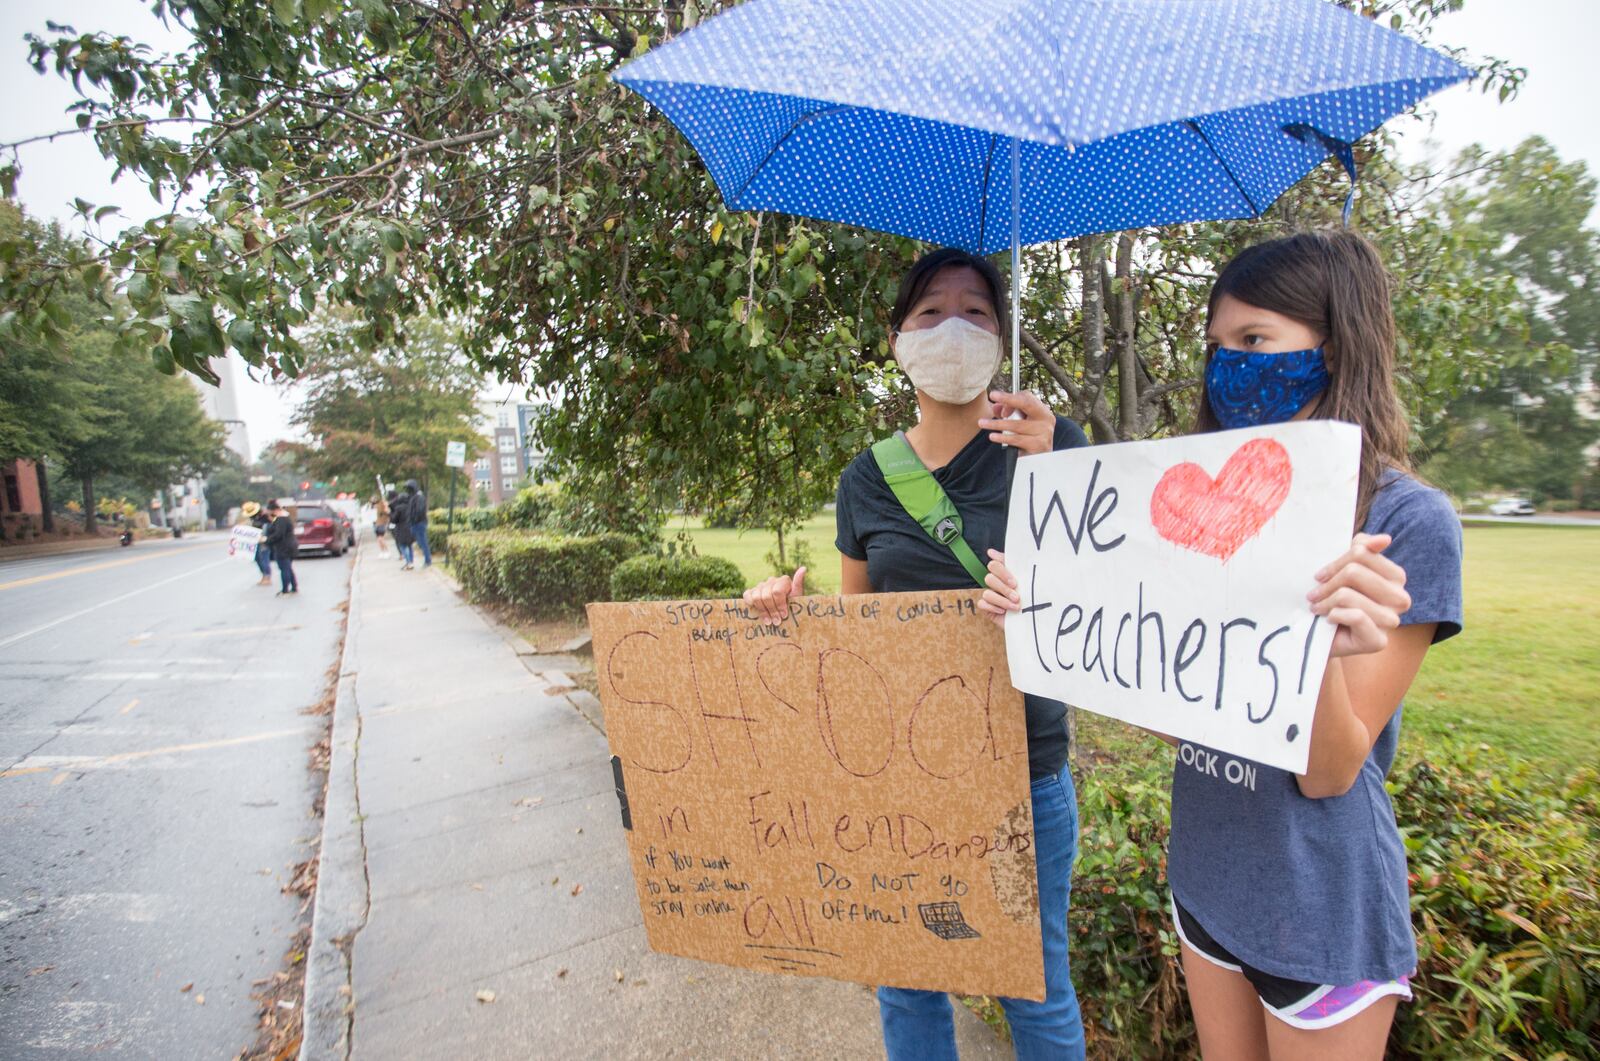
{"left": 303, "top": 547, "right": 1006, "bottom": 1060}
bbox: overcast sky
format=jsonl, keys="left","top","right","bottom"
{"left": 2, "top": 0, "right": 1595, "bottom": 452}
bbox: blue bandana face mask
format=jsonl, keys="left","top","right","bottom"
{"left": 1205, "top": 346, "right": 1330, "bottom": 429}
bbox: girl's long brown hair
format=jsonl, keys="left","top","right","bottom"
{"left": 1192, "top": 230, "right": 1410, "bottom": 528}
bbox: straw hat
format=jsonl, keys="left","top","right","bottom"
{"left": 241, "top": 501, "right": 262, "bottom": 518}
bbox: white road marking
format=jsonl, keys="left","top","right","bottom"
{"left": 131, "top": 623, "right": 301, "bottom": 642}
{"left": 0, "top": 559, "right": 232, "bottom": 650}
{"left": 1, "top": 727, "right": 304, "bottom": 777}
{"left": 71, "top": 671, "right": 293, "bottom": 681}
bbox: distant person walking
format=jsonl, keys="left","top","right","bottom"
{"left": 372, "top": 494, "right": 391, "bottom": 556}
{"left": 403, "top": 480, "right": 432, "bottom": 567}
{"left": 262, "top": 500, "right": 300, "bottom": 595}
{"left": 243, "top": 500, "right": 272, "bottom": 586}
{"left": 389, "top": 489, "right": 416, "bottom": 568}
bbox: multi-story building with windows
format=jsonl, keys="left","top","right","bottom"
{"left": 473, "top": 395, "right": 546, "bottom": 505}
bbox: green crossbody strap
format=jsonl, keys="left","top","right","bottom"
{"left": 870, "top": 431, "right": 989, "bottom": 588}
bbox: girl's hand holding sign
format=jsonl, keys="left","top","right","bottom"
{"left": 1308, "top": 533, "right": 1411, "bottom": 658}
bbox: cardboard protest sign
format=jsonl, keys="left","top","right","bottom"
{"left": 226, "top": 524, "right": 263, "bottom": 561}
{"left": 586, "top": 591, "right": 1045, "bottom": 1000}
{"left": 1004, "top": 421, "right": 1360, "bottom": 774}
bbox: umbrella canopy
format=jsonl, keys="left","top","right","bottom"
{"left": 616, "top": 0, "right": 1470, "bottom": 253}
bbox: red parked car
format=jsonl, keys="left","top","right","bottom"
{"left": 292, "top": 503, "right": 348, "bottom": 557}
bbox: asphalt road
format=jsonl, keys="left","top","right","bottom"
{"left": 0, "top": 534, "right": 352, "bottom": 1058}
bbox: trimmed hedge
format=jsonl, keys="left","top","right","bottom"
{"left": 498, "top": 482, "right": 563, "bottom": 530}
{"left": 426, "top": 506, "right": 497, "bottom": 531}
{"left": 450, "top": 530, "right": 642, "bottom": 618}
{"left": 610, "top": 553, "right": 747, "bottom": 602}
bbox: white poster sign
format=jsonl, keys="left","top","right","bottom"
{"left": 445, "top": 440, "right": 467, "bottom": 468}
{"left": 227, "top": 523, "right": 263, "bottom": 561}
{"left": 1003, "top": 421, "right": 1360, "bottom": 774}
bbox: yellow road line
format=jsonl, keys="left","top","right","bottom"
{"left": 0, "top": 543, "right": 211, "bottom": 592}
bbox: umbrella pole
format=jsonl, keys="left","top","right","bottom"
{"left": 1004, "top": 137, "right": 1022, "bottom": 506}
{"left": 1010, "top": 137, "right": 1021, "bottom": 395}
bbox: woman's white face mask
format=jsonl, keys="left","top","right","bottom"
{"left": 893, "top": 316, "right": 1002, "bottom": 405}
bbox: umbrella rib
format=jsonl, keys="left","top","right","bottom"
{"left": 1183, "top": 119, "right": 1262, "bottom": 218}
{"left": 976, "top": 133, "right": 999, "bottom": 253}
{"left": 733, "top": 104, "right": 849, "bottom": 203}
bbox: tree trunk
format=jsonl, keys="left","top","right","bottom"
{"left": 1079, "top": 236, "right": 1115, "bottom": 443}
{"left": 81, "top": 475, "right": 97, "bottom": 535}
{"left": 775, "top": 523, "right": 786, "bottom": 568}
{"left": 1114, "top": 232, "right": 1139, "bottom": 439}
{"left": 37, "top": 461, "right": 54, "bottom": 533}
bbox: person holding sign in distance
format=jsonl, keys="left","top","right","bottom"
{"left": 982, "top": 231, "right": 1462, "bottom": 1060}
{"left": 745, "top": 247, "right": 1091, "bottom": 1060}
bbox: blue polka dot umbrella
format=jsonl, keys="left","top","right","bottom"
{"left": 614, "top": 0, "right": 1469, "bottom": 391}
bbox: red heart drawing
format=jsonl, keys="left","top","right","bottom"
{"left": 1149, "top": 438, "right": 1293, "bottom": 561}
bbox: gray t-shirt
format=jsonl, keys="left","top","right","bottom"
{"left": 835, "top": 416, "right": 1090, "bottom": 778}
{"left": 1168, "top": 470, "right": 1463, "bottom": 984}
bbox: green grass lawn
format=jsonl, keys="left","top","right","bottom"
{"left": 678, "top": 516, "right": 1599, "bottom": 775}
{"left": 666, "top": 511, "right": 843, "bottom": 592}
{"left": 1400, "top": 523, "right": 1599, "bottom": 772}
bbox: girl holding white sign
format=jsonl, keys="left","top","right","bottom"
{"left": 745, "top": 247, "right": 1091, "bottom": 1060}
{"left": 981, "top": 230, "right": 1462, "bottom": 1059}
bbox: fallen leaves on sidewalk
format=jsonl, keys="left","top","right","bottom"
{"left": 513, "top": 796, "right": 543, "bottom": 808}
{"left": 475, "top": 989, "right": 497, "bottom": 1004}
{"left": 557, "top": 968, "right": 569, "bottom": 978}
{"left": 180, "top": 982, "right": 194, "bottom": 993}
{"left": 613, "top": 970, "right": 625, "bottom": 983}
{"left": 195, "top": 994, "right": 207, "bottom": 1005}
{"left": 570, "top": 883, "right": 583, "bottom": 896}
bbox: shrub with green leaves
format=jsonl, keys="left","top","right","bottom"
{"left": 497, "top": 482, "right": 564, "bottom": 530}
{"left": 1390, "top": 755, "right": 1599, "bottom": 1059}
{"left": 450, "top": 530, "right": 642, "bottom": 618}
{"left": 610, "top": 553, "right": 746, "bottom": 602}
{"left": 969, "top": 744, "right": 1598, "bottom": 1059}
{"left": 427, "top": 506, "right": 497, "bottom": 531}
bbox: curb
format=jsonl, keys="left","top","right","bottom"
{"left": 0, "top": 536, "right": 126, "bottom": 561}
{"left": 300, "top": 552, "right": 371, "bottom": 1061}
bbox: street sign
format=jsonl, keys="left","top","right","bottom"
{"left": 445, "top": 440, "right": 467, "bottom": 468}
{"left": 248, "top": 474, "right": 274, "bottom": 483}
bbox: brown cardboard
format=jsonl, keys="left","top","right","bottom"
{"left": 586, "top": 589, "right": 1045, "bottom": 1001}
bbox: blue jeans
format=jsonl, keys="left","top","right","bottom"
{"left": 412, "top": 524, "right": 431, "bottom": 565}
{"left": 397, "top": 540, "right": 414, "bottom": 564}
{"left": 878, "top": 766, "right": 1085, "bottom": 1061}
{"left": 277, "top": 553, "right": 298, "bottom": 592}
{"left": 254, "top": 543, "right": 271, "bottom": 577}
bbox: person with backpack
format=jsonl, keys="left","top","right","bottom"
{"left": 980, "top": 231, "right": 1462, "bottom": 1059}
{"left": 744, "top": 246, "right": 1091, "bottom": 1059}
{"left": 388, "top": 488, "right": 415, "bottom": 568}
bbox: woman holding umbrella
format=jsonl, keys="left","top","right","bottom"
{"left": 745, "top": 246, "right": 1089, "bottom": 1059}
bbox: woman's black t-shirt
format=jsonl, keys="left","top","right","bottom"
{"left": 834, "top": 416, "right": 1089, "bottom": 778}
